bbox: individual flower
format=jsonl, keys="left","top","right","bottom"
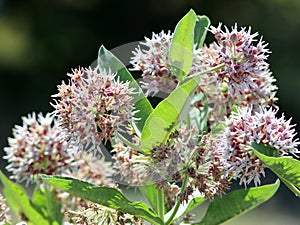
{"left": 4, "top": 113, "right": 78, "bottom": 186}
{"left": 0, "top": 194, "right": 11, "bottom": 225}
{"left": 51, "top": 67, "right": 136, "bottom": 154}
{"left": 215, "top": 106, "right": 300, "bottom": 186}
{"left": 196, "top": 24, "right": 277, "bottom": 125}
{"left": 65, "top": 204, "right": 144, "bottom": 225}
{"left": 131, "top": 31, "right": 202, "bottom": 96}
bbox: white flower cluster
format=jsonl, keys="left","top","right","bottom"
{"left": 52, "top": 67, "right": 136, "bottom": 154}
{"left": 4, "top": 113, "right": 79, "bottom": 185}
{"left": 131, "top": 31, "right": 202, "bottom": 96}
{"left": 215, "top": 106, "right": 300, "bottom": 186}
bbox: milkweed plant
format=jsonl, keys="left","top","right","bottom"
{"left": 1, "top": 9, "right": 300, "bottom": 225}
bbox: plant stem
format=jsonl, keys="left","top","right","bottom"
{"left": 165, "top": 174, "right": 189, "bottom": 225}
{"left": 116, "top": 133, "right": 144, "bottom": 153}
{"left": 183, "top": 63, "right": 225, "bottom": 83}
{"left": 157, "top": 188, "right": 165, "bottom": 222}
{"left": 186, "top": 113, "right": 191, "bottom": 129}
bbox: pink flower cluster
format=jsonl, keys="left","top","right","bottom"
{"left": 4, "top": 113, "right": 78, "bottom": 185}
{"left": 131, "top": 31, "right": 202, "bottom": 96}
{"left": 198, "top": 24, "right": 277, "bottom": 124}
{"left": 52, "top": 67, "right": 136, "bottom": 154}
{"left": 215, "top": 106, "right": 300, "bottom": 186}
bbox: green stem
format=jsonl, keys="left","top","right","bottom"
{"left": 116, "top": 133, "right": 144, "bottom": 153}
{"left": 183, "top": 63, "right": 225, "bottom": 83}
{"left": 157, "top": 188, "right": 165, "bottom": 222}
{"left": 186, "top": 112, "right": 191, "bottom": 129}
{"left": 165, "top": 174, "right": 189, "bottom": 225}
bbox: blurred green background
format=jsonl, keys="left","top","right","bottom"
{"left": 0, "top": 0, "right": 299, "bottom": 224}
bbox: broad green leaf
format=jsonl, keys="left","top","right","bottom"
{"left": 141, "top": 77, "right": 199, "bottom": 151}
{"left": 98, "top": 45, "right": 153, "bottom": 134}
{"left": 0, "top": 171, "right": 50, "bottom": 225}
{"left": 139, "top": 184, "right": 159, "bottom": 213}
{"left": 170, "top": 9, "right": 196, "bottom": 79}
{"left": 194, "top": 180, "right": 280, "bottom": 225}
{"left": 32, "top": 187, "right": 62, "bottom": 224}
{"left": 252, "top": 144, "right": 300, "bottom": 197}
{"left": 194, "top": 15, "right": 210, "bottom": 49}
{"left": 41, "top": 175, "right": 163, "bottom": 225}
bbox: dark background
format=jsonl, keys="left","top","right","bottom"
{"left": 0, "top": 0, "right": 299, "bottom": 223}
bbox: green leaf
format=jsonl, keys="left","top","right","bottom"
{"left": 98, "top": 45, "right": 153, "bottom": 134}
{"left": 139, "top": 184, "right": 159, "bottom": 213}
{"left": 32, "top": 187, "right": 62, "bottom": 224}
{"left": 252, "top": 144, "right": 300, "bottom": 197}
{"left": 194, "top": 15, "right": 210, "bottom": 49}
{"left": 41, "top": 175, "right": 163, "bottom": 225}
{"left": 251, "top": 142, "right": 280, "bottom": 157}
{"left": 170, "top": 9, "right": 197, "bottom": 79}
{"left": 183, "top": 196, "right": 206, "bottom": 217}
{"left": 194, "top": 180, "right": 280, "bottom": 225}
{"left": 0, "top": 171, "right": 51, "bottom": 225}
{"left": 141, "top": 77, "right": 199, "bottom": 151}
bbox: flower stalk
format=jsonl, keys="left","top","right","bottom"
{"left": 165, "top": 174, "right": 189, "bottom": 225}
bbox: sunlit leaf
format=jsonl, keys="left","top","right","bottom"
{"left": 0, "top": 171, "right": 51, "bottom": 225}
{"left": 252, "top": 143, "right": 300, "bottom": 197}
{"left": 170, "top": 9, "right": 196, "bottom": 79}
{"left": 141, "top": 77, "right": 199, "bottom": 151}
{"left": 194, "top": 180, "right": 280, "bottom": 225}
{"left": 32, "top": 187, "right": 63, "bottom": 224}
{"left": 41, "top": 175, "right": 163, "bottom": 225}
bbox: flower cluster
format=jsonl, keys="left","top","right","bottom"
{"left": 4, "top": 112, "right": 78, "bottom": 185}
{"left": 66, "top": 204, "right": 144, "bottom": 225}
{"left": 113, "top": 134, "right": 150, "bottom": 186}
{"left": 131, "top": 31, "right": 202, "bottom": 96}
{"left": 0, "top": 194, "right": 11, "bottom": 225}
{"left": 113, "top": 125, "right": 230, "bottom": 201}
{"left": 52, "top": 67, "right": 136, "bottom": 154}
{"left": 71, "top": 153, "right": 115, "bottom": 187}
{"left": 183, "top": 133, "right": 230, "bottom": 201}
{"left": 197, "top": 24, "right": 277, "bottom": 125}
{"left": 215, "top": 106, "right": 300, "bottom": 186}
